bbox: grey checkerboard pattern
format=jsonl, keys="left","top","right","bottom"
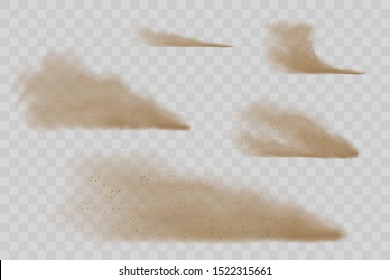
{"left": 1, "top": 0, "right": 389, "bottom": 259}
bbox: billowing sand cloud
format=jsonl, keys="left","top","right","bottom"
{"left": 267, "top": 22, "right": 363, "bottom": 74}
{"left": 236, "top": 101, "right": 359, "bottom": 158}
{"left": 18, "top": 53, "right": 190, "bottom": 130}
{"left": 65, "top": 157, "right": 344, "bottom": 242}
{"left": 138, "top": 28, "right": 232, "bottom": 47}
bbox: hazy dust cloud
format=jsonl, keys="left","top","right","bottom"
{"left": 138, "top": 28, "right": 232, "bottom": 47}
{"left": 65, "top": 157, "right": 344, "bottom": 242}
{"left": 236, "top": 101, "right": 359, "bottom": 158}
{"left": 18, "top": 53, "right": 190, "bottom": 130}
{"left": 267, "top": 22, "right": 363, "bottom": 74}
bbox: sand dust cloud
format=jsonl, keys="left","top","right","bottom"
{"left": 267, "top": 22, "right": 363, "bottom": 74}
{"left": 138, "top": 28, "right": 232, "bottom": 47}
{"left": 64, "top": 157, "right": 344, "bottom": 242}
{"left": 18, "top": 53, "right": 190, "bottom": 130}
{"left": 236, "top": 101, "right": 359, "bottom": 158}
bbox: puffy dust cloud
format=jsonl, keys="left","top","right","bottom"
{"left": 267, "top": 22, "right": 363, "bottom": 74}
{"left": 63, "top": 157, "right": 345, "bottom": 242}
{"left": 236, "top": 101, "right": 359, "bottom": 158}
{"left": 18, "top": 53, "right": 190, "bottom": 130}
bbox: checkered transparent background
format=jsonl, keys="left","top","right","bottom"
{"left": 1, "top": 0, "right": 389, "bottom": 259}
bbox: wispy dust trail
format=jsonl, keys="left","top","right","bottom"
{"left": 138, "top": 28, "right": 232, "bottom": 47}
{"left": 236, "top": 101, "right": 359, "bottom": 158}
{"left": 64, "top": 157, "right": 344, "bottom": 242}
{"left": 17, "top": 53, "right": 190, "bottom": 130}
{"left": 267, "top": 22, "right": 363, "bottom": 74}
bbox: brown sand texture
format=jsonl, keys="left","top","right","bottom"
{"left": 18, "top": 53, "right": 190, "bottom": 130}
{"left": 267, "top": 22, "right": 363, "bottom": 74}
{"left": 237, "top": 101, "right": 359, "bottom": 158}
{"left": 138, "top": 28, "right": 232, "bottom": 47}
{"left": 66, "top": 157, "right": 344, "bottom": 242}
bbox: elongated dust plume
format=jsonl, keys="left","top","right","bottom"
{"left": 236, "top": 101, "right": 359, "bottom": 158}
{"left": 18, "top": 53, "right": 190, "bottom": 130}
{"left": 138, "top": 28, "right": 232, "bottom": 47}
{"left": 267, "top": 22, "right": 363, "bottom": 74}
{"left": 65, "top": 157, "right": 344, "bottom": 242}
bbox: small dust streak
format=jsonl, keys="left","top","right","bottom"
{"left": 64, "top": 157, "right": 345, "bottom": 242}
{"left": 267, "top": 21, "right": 364, "bottom": 74}
{"left": 17, "top": 53, "right": 190, "bottom": 130}
{"left": 236, "top": 101, "right": 359, "bottom": 158}
{"left": 138, "top": 28, "right": 232, "bottom": 47}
